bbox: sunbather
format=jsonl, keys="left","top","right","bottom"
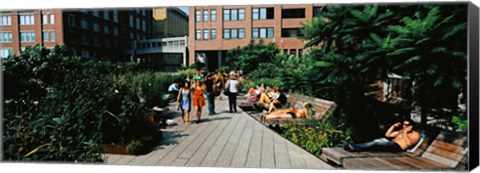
{"left": 262, "top": 102, "right": 313, "bottom": 122}
{"left": 343, "top": 119, "right": 420, "bottom": 152}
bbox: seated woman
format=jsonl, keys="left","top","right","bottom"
{"left": 246, "top": 83, "right": 265, "bottom": 97}
{"left": 257, "top": 87, "right": 275, "bottom": 103}
{"left": 261, "top": 102, "right": 313, "bottom": 122}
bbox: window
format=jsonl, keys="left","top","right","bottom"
{"left": 19, "top": 15, "right": 34, "bottom": 25}
{"left": 203, "top": 29, "right": 209, "bottom": 40}
{"left": 94, "top": 38, "right": 100, "bottom": 46}
{"left": 223, "top": 9, "right": 245, "bottom": 21}
{"left": 0, "top": 48, "right": 13, "bottom": 58}
{"left": 211, "top": 29, "right": 216, "bottom": 40}
{"left": 223, "top": 28, "right": 244, "bottom": 39}
{"left": 267, "top": 28, "right": 274, "bottom": 38}
{"left": 196, "top": 11, "right": 201, "bottom": 22}
{"left": 142, "top": 20, "right": 146, "bottom": 31}
{"left": 68, "top": 15, "right": 76, "bottom": 26}
{"left": 196, "top": 29, "right": 201, "bottom": 40}
{"left": 0, "top": 32, "right": 12, "bottom": 42}
{"left": 81, "top": 50, "right": 89, "bottom": 58}
{"left": 281, "top": 28, "right": 303, "bottom": 38}
{"left": 129, "top": 32, "right": 133, "bottom": 39}
{"left": 81, "top": 18, "right": 88, "bottom": 29}
{"left": 94, "top": 23, "right": 100, "bottom": 32}
{"left": 50, "top": 14, "right": 54, "bottom": 24}
{"left": 50, "top": 31, "right": 55, "bottom": 41}
{"left": 223, "top": 10, "right": 230, "bottom": 21}
{"left": 203, "top": 10, "right": 209, "bottom": 22}
{"left": 239, "top": 28, "right": 245, "bottom": 39}
{"left": 210, "top": 10, "right": 216, "bottom": 22}
{"left": 103, "top": 10, "right": 110, "bottom": 20}
{"left": 252, "top": 28, "right": 259, "bottom": 38}
{"left": 252, "top": 28, "right": 274, "bottom": 38}
{"left": 113, "top": 10, "right": 119, "bottom": 23}
{"left": 136, "top": 18, "right": 140, "bottom": 29}
{"left": 20, "top": 32, "right": 35, "bottom": 42}
{"left": 252, "top": 8, "right": 274, "bottom": 20}
{"left": 114, "top": 27, "right": 119, "bottom": 36}
{"left": 129, "top": 15, "right": 134, "bottom": 27}
{"left": 93, "top": 10, "right": 99, "bottom": 17}
{"left": 104, "top": 25, "right": 110, "bottom": 34}
{"left": 231, "top": 29, "right": 238, "bottom": 39}
{"left": 299, "top": 49, "right": 303, "bottom": 57}
{"left": 43, "top": 31, "right": 48, "bottom": 41}
{"left": 313, "top": 7, "right": 322, "bottom": 17}
{"left": 282, "top": 9, "right": 305, "bottom": 18}
{"left": 0, "top": 16, "right": 11, "bottom": 26}
{"left": 82, "top": 34, "right": 88, "bottom": 44}
{"left": 239, "top": 9, "right": 245, "bottom": 20}
{"left": 223, "top": 29, "right": 230, "bottom": 39}
{"left": 42, "top": 14, "right": 48, "bottom": 24}
{"left": 231, "top": 9, "right": 238, "bottom": 21}
{"left": 290, "top": 49, "right": 296, "bottom": 57}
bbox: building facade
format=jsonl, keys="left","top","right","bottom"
{"left": 152, "top": 7, "right": 188, "bottom": 38}
{"left": 0, "top": 9, "right": 152, "bottom": 60}
{"left": 188, "top": 4, "right": 323, "bottom": 71}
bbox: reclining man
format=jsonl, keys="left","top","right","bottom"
{"left": 343, "top": 118, "right": 420, "bottom": 152}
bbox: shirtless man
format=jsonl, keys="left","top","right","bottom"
{"left": 261, "top": 102, "right": 313, "bottom": 122}
{"left": 344, "top": 119, "right": 420, "bottom": 152}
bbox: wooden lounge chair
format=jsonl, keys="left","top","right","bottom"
{"left": 320, "top": 128, "right": 468, "bottom": 170}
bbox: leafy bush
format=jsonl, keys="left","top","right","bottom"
{"left": 2, "top": 45, "right": 177, "bottom": 161}
{"left": 282, "top": 119, "right": 349, "bottom": 156}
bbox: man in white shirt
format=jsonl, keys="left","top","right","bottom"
{"left": 168, "top": 82, "right": 179, "bottom": 97}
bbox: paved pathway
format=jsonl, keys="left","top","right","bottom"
{"left": 104, "top": 96, "right": 333, "bottom": 169}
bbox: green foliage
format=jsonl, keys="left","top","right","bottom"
{"left": 451, "top": 115, "right": 467, "bottom": 133}
{"left": 2, "top": 45, "right": 177, "bottom": 161}
{"left": 225, "top": 40, "right": 280, "bottom": 75}
{"left": 282, "top": 119, "right": 349, "bottom": 156}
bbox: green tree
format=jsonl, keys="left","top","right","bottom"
{"left": 225, "top": 39, "right": 280, "bottom": 75}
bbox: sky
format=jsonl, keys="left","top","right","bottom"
{"left": 179, "top": 6, "right": 189, "bottom": 15}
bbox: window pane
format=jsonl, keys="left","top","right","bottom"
{"left": 239, "top": 9, "right": 245, "bottom": 20}
{"left": 211, "top": 10, "right": 216, "bottom": 22}
{"left": 196, "top": 10, "right": 202, "bottom": 22}
{"left": 260, "top": 8, "right": 266, "bottom": 20}
{"left": 231, "top": 9, "right": 238, "bottom": 21}
{"left": 50, "top": 31, "right": 55, "bottom": 41}
{"left": 239, "top": 28, "right": 245, "bottom": 38}
{"left": 267, "top": 28, "right": 274, "bottom": 38}
{"left": 260, "top": 28, "right": 266, "bottom": 38}
{"left": 252, "top": 8, "right": 259, "bottom": 20}
{"left": 43, "top": 15, "right": 48, "bottom": 24}
{"left": 203, "top": 29, "right": 209, "bottom": 40}
{"left": 231, "top": 29, "right": 238, "bottom": 39}
{"left": 211, "top": 29, "right": 216, "bottom": 39}
{"left": 196, "top": 29, "right": 201, "bottom": 40}
{"left": 252, "top": 28, "right": 259, "bottom": 38}
{"left": 223, "top": 29, "right": 230, "bottom": 39}
{"left": 223, "top": 10, "right": 230, "bottom": 21}
{"left": 290, "top": 49, "right": 296, "bottom": 57}
{"left": 203, "top": 11, "right": 209, "bottom": 22}
{"left": 50, "top": 14, "right": 55, "bottom": 24}
{"left": 43, "top": 32, "right": 48, "bottom": 41}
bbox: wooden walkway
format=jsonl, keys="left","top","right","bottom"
{"left": 104, "top": 97, "right": 333, "bottom": 169}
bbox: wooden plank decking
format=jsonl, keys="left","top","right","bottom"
{"left": 104, "top": 97, "right": 333, "bottom": 169}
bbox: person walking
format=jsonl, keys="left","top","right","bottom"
{"left": 215, "top": 71, "right": 225, "bottom": 100}
{"left": 225, "top": 75, "right": 239, "bottom": 113}
{"left": 176, "top": 81, "right": 192, "bottom": 125}
{"left": 193, "top": 80, "right": 206, "bottom": 123}
{"left": 205, "top": 73, "right": 216, "bottom": 115}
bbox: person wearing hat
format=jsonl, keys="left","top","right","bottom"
{"left": 262, "top": 102, "right": 314, "bottom": 122}
{"left": 225, "top": 75, "right": 239, "bottom": 113}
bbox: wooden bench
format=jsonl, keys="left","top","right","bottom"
{"left": 320, "top": 128, "right": 468, "bottom": 170}
{"left": 239, "top": 93, "right": 337, "bottom": 125}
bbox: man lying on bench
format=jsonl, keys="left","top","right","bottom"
{"left": 343, "top": 119, "right": 420, "bottom": 152}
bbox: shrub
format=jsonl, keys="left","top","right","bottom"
{"left": 282, "top": 118, "right": 349, "bottom": 156}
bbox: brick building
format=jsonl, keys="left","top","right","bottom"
{"left": 188, "top": 4, "right": 324, "bottom": 71}
{"left": 0, "top": 9, "right": 152, "bottom": 60}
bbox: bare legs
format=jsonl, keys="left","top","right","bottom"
{"left": 258, "top": 93, "right": 271, "bottom": 103}
{"left": 180, "top": 109, "right": 190, "bottom": 126}
{"left": 195, "top": 106, "right": 202, "bottom": 123}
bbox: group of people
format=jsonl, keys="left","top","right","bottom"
{"left": 169, "top": 69, "right": 241, "bottom": 125}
